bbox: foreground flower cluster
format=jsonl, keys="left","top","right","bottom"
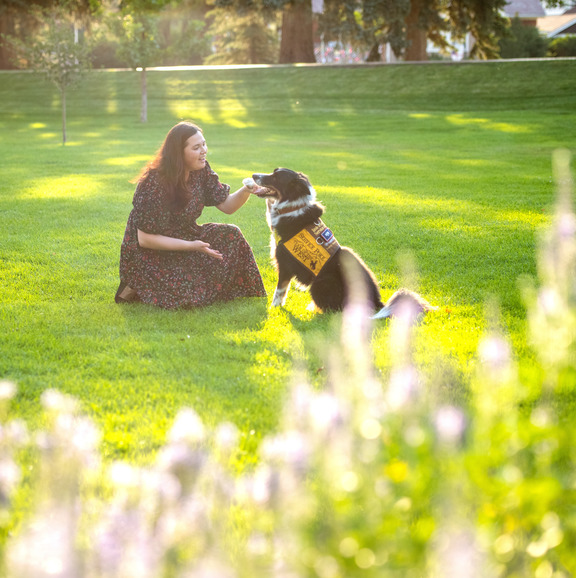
{"left": 1, "top": 151, "right": 575, "bottom": 577}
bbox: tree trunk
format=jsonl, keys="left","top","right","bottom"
{"left": 279, "top": 0, "right": 316, "bottom": 64}
{"left": 404, "top": 0, "right": 427, "bottom": 61}
{"left": 0, "top": 11, "right": 17, "bottom": 69}
{"left": 365, "top": 43, "right": 381, "bottom": 62}
{"left": 141, "top": 67, "right": 148, "bottom": 123}
{"left": 62, "top": 88, "right": 67, "bottom": 145}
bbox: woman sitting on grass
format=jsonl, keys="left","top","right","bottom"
{"left": 115, "top": 121, "right": 267, "bottom": 309}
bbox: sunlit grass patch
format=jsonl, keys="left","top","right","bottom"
{"left": 103, "top": 154, "right": 150, "bottom": 167}
{"left": 0, "top": 60, "right": 574, "bottom": 466}
{"left": 0, "top": 60, "right": 575, "bottom": 574}
{"left": 445, "top": 113, "right": 533, "bottom": 133}
{"left": 19, "top": 175, "right": 100, "bottom": 199}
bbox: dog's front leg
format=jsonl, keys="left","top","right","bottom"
{"left": 265, "top": 198, "right": 275, "bottom": 229}
{"left": 271, "top": 275, "right": 292, "bottom": 307}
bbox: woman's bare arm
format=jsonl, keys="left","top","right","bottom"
{"left": 216, "top": 185, "right": 253, "bottom": 215}
{"left": 137, "top": 230, "right": 223, "bottom": 259}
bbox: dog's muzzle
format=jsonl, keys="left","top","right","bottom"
{"left": 252, "top": 173, "right": 277, "bottom": 197}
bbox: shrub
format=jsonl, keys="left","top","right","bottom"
{"left": 498, "top": 17, "right": 549, "bottom": 59}
{"left": 548, "top": 35, "right": 576, "bottom": 57}
{"left": 90, "top": 38, "right": 128, "bottom": 69}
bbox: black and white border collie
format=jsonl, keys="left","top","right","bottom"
{"left": 252, "top": 168, "right": 437, "bottom": 318}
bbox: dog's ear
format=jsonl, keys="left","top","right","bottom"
{"left": 285, "top": 172, "right": 312, "bottom": 200}
{"left": 297, "top": 171, "right": 310, "bottom": 184}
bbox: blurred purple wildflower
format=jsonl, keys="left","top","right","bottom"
{"left": 434, "top": 406, "right": 467, "bottom": 445}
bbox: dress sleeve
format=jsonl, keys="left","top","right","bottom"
{"left": 131, "top": 172, "right": 172, "bottom": 235}
{"left": 200, "top": 162, "right": 231, "bottom": 207}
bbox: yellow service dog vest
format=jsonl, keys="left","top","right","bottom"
{"left": 281, "top": 220, "right": 340, "bottom": 276}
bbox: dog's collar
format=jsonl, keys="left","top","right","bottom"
{"left": 273, "top": 202, "right": 308, "bottom": 216}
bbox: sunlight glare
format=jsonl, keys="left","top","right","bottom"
{"left": 168, "top": 99, "right": 255, "bottom": 129}
{"left": 445, "top": 114, "right": 531, "bottom": 134}
{"left": 24, "top": 175, "right": 100, "bottom": 199}
{"left": 104, "top": 155, "right": 150, "bottom": 167}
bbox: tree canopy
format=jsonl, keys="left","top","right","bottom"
{"left": 2, "top": 4, "right": 93, "bottom": 142}
{"left": 0, "top": 0, "right": 99, "bottom": 68}
{"left": 1, "top": 0, "right": 574, "bottom": 67}
{"left": 316, "top": 0, "right": 510, "bottom": 61}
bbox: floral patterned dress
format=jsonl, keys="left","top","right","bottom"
{"left": 119, "top": 163, "right": 266, "bottom": 309}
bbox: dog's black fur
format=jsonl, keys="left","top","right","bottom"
{"left": 252, "top": 168, "right": 437, "bottom": 318}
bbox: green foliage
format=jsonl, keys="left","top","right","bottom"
{"left": 158, "top": 17, "right": 210, "bottom": 66}
{"left": 548, "top": 34, "right": 576, "bottom": 57}
{"left": 119, "top": 0, "right": 173, "bottom": 11}
{"left": 2, "top": 6, "right": 92, "bottom": 92}
{"left": 319, "top": 0, "right": 410, "bottom": 58}
{"left": 451, "top": 0, "right": 508, "bottom": 60}
{"left": 498, "top": 17, "right": 550, "bottom": 59}
{"left": 317, "top": 0, "right": 509, "bottom": 60}
{"left": 1, "top": 5, "right": 92, "bottom": 142}
{"left": 213, "top": 0, "right": 509, "bottom": 61}
{"left": 89, "top": 6, "right": 210, "bottom": 68}
{"left": 109, "top": 12, "right": 163, "bottom": 69}
{"left": 205, "top": 7, "right": 279, "bottom": 64}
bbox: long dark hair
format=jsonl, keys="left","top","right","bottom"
{"left": 135, "top": 121, "right": 202, "bottom": 209}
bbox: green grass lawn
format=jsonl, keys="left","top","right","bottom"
{"left": 0, "top": 60, "right": 575, "bottom": 466}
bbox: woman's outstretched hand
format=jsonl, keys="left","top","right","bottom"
{"left": 137, "top": 230, "right": 224, "bottom": 258}
{"left": 243, "top": 177, "right": 269, "bottom": 197}
{"left": 192, "top": 240, "right": 223, "bottom": 260}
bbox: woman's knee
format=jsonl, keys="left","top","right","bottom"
{"left": 222, "top": 224, "right": 243, "bottom": 239}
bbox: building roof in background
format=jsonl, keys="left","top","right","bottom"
{"left": 536, "top": 14, "right": 576, "bottom": 35}
{"left": 503, "top": 0, "right": 546, "bottom": 18}
{"left": 536, "top": 14, "right": 576, "bottom": 38}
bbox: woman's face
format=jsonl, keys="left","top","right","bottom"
{"left": 183, "top": 131, "right": 207, "bottom": 172}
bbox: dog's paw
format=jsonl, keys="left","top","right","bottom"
{"left": 243, "top": 177, "right": 256, "bottom": 189}
{"left": 306, "top": 301, "right": 320, "bottom": 312}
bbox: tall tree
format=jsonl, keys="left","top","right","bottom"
{"left": 110, "top": 11, "right": 162, "bottom": 122}
{"left": 157, "top": 0, "right": 210, "bottom": 66}
{"left": 214, "top": 0, "right": 317, "bottom": 62}
{"left": 208, "top": 0, "right": 572, "bottom": 63}
{"left": 278, "top": 0, "right": 316, "bottom": 62}
{"left": 3, "top": 4, "right": 93, "bottom": 143}
{"left": 0, "top": 0, "right": 98, "bottom": 69}
{"left": 205, "top": 7, "right": 279, "bottom": 64}
{"left": 319, "top": 0, "right": 410, "bottom": 60}
{"left": 320, "top": 0, "right": 514, "bottom": 61}
{"left": 110, "top": 0, "right": 173, "bottom": 122}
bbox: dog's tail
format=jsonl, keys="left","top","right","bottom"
{"left": 371, "top": 288, "right": 438, "bottom": 321}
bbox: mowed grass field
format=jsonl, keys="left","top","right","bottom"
{"left": 0, "top": 59, "right": 575, "bottom": 466}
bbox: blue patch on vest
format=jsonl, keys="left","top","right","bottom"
{"left": 321, "top": 228, "right": 333, "bottom": 242}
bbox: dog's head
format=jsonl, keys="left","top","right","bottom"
{"left": 252, "top": 168, "right": 315, "bottom": 203}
